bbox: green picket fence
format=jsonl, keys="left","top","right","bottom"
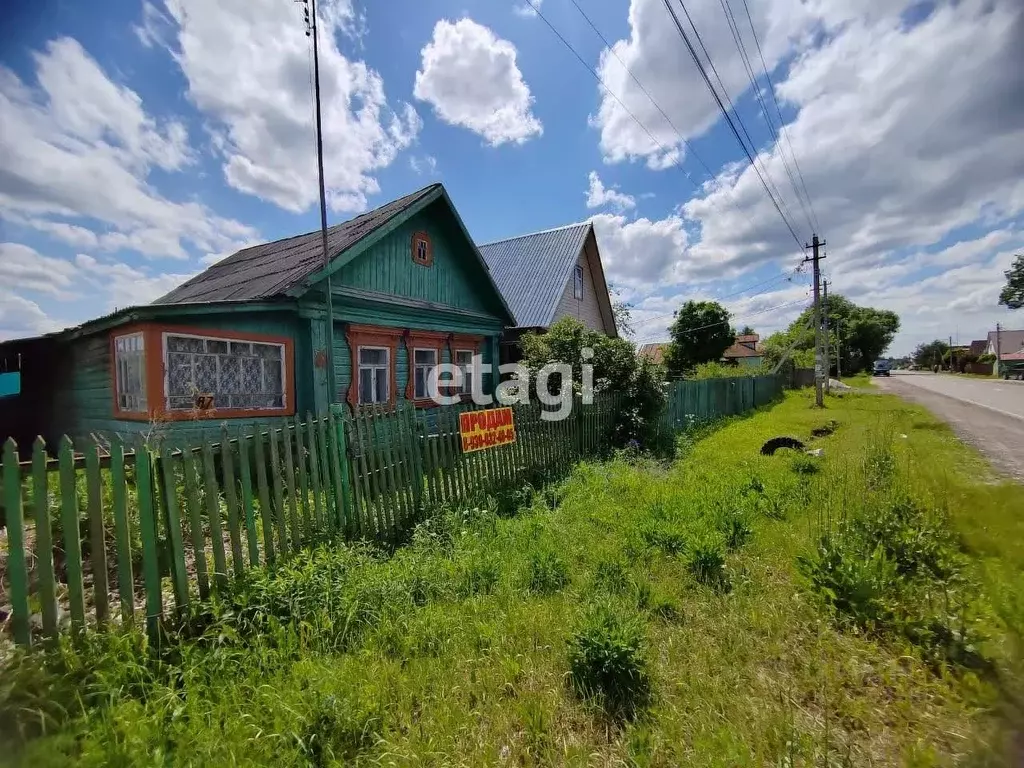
{"left": 0, "top": 396, "right": 621, "bottom": 648}
{"left": 661, "top": 374, "right": 784, "bottom": 432}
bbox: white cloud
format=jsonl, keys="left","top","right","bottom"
{"left": 409, "top": 154, "right": 438, "bottom": 175}
{"left": 591, "top": 211, "right": 689, "bottom": 290}
{"left": 513, "top": 0, "right": 541, "bottom": 18}
{"left": 681, "top": 0, "right": 1024, "bottom": 276}
{"left": 74, "top": 253, "right": 197, "bottom": 309}
{"left": 414, "top": 19, "right": 542, "bottom": 147}
{"left": 160, "top": 0, "right": 419, "bottom": 214}
{"left": 0, "top": 243, "right": 79, "bottom": 297}
{"left": 585, "top": 171, "right": 636, "bottom": 212}
{"left": 0, "top": 37, "right": 259, "bottom": 260}
{"left": 0, "top": 290, "right": 63, "bottom": 340}
{"left": 134, "top": 1, "right": 174, "bottom": 49}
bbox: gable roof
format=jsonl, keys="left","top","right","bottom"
{"left": 723, "top": 340, "right": 763, "bottom": 359}
{"left": 639, "top": 343, "right": 668, "bottom": 365}
{"left": 155, "top": 184, "right": 513, "bottom": 326}
{"left": 479, "top": 221, "right": 614, "bottom": 332}
{"left": 968, "top": 339, "right": 988, "bottom": 356}
{"left": 987, "top": 329, "right": 1024, "bottom": 356}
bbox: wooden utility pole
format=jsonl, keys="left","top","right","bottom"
{"left": 949, "top": 335, "right": 954, "bottom": 373}
{"left": 997, "top": 322, "right": 1002, "bottom": 377}
{"left": 823, "top": 279, "right": 831, "bottom": 394}
{"left": 304, "top": 0, "right": 336, "bottom": 407}
{"left": 804, "top": 234, "right": 826, "bottom": 407}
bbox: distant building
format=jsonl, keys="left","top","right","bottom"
{"left": 638, "top": 343, "right": 668, "bottom": 365}
{"left": 722, "top": 334, "right": 763, "bottom": 369}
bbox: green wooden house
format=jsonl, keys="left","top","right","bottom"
{"left": 0, "top": 184, "right": 514, "bottom": 448}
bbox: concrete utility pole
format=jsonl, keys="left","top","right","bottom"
{"left": 804, "top": 234, "right": 826, "bottom": 407}
{"left": 823, "top": 279, "right": 831, "bottom": 393}
{"left": 949, "top": 335, "right": 954, "bottom": 373}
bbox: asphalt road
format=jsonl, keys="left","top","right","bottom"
{"left": 875, "top": 371, "right": 1024, "bottom": 481}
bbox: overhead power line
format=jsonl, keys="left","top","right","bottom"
{"left": 659, "top": 0, "right": 805, "bottom": 249}
{"left": 637, "top": 294, "right": 811, "bottom": 343}
{"left": 717, "top": 0, "right": 815, "bottom": 235}
{"left": 737, "top": 0, "right": 821, "bottom": 234}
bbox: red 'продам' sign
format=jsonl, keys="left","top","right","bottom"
{"left": 458, "top": 407, "right": 516, "bottom": 453}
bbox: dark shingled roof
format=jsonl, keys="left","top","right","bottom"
{"left": 156, "top": 184, "right": 441, "bottom": 305}
{"left": 477, "top": 222, "right": 592, "bottom": 329}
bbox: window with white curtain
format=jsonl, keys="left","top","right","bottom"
{"left": 114, "top": 333, "right": 147, "bottom": 412}
{"left": 358, "top": 346, "right": 389, "bottom": 404}
{"left": 163, "top": 333, "right": 285, "bottom": 411}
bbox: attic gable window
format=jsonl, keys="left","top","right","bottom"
{"left": 411, "top": 231, "right": 433, "bottom": 267}
{"left": 573, "top": 265, "right": 584, "bottom": 300}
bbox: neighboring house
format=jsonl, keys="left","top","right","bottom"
{"left": 985, "top": 329, "right": 1024, "bottom": 358}
{"left": 984, "top": 329, "right": 1024, "bottom": 375}
{"left": 638, "top": 343, "right": 668, "bottom": 365}
{"left": 722, "top": 334, "right": 763, "bottom": 368}
{"left": 0, "top": 183, "right": 515, "bottom": 448}
{"left": 478, "top": 221, "right": 617, "bottom": 363}
{"left": 968, "top": 339, "right": 988, "bottom": 357}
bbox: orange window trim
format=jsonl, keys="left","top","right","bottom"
{"left": 110, "top": 322, "right": 296, "bottom": 422}
{"left": 411, "top": 231, "right": 433, "bottom": 267}
{"left": 347, "top": 324, "right": 403, "bottom": 408}
{"left": 406, "top": 329, "right": 448, "bottom": 405}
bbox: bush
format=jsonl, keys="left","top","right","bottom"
{"left": 688, "top": 543, "right": 730, "bottom": 590}
{"left": 527, "top": 547, "right": 570, "bottom": 595}
{"left": 567, "top": 602, "right": 652, "bottom": 719}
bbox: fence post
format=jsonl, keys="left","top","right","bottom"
{"left": 135, "top": 444, "right": 163, "bottom": 644}
{"left": 3, "top": 439, "right": 30, "bottom": 646}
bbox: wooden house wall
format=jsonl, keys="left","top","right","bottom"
{"left": 60, "top": 311, "right": 309, "bottom": 446}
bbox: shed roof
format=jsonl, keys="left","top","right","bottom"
{"left": 157, "top": 184, "right": 441, "bottom": 305}
{"left": 478, "top": 222, "right": 592, "bottom": 329}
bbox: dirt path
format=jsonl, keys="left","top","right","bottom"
{"left": 876, "top": 374, "right": 1024, "bottom": 481}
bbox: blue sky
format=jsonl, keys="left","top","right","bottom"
{"left": 1, "top": 0, "right": 1022, "bottom": 354}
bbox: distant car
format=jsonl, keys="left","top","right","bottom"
{"left": 872, "top": 360, "right": 892, "bottom": 376}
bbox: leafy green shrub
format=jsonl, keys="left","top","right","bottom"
{"left": 639, "top": 522, "right": 687, "bottom": 556}
{"left": 299, "top": 692, "right": 382, "bottom": 766}
{"left": 798, "top": 537, "right": 897, "bottom": 630}
{"left": 567, "top": 602, "right": 652, "bottom": 719}
{"left": 633, "top": 580, "right": 683, "bottom": 623}
{"left": 720, "top": 512, "right": 753, "bottom": 550}
{"left": 852, "top": 497, "right": 959, "bottom": 581}
{"left": 527, "top": 548, "right": 570, "bottom": 594}
{"left": 593, "top": 557, "right": 631, "bottom": 594}
{"left": 688, "top": 543, "right": 729, "bottom": 590}
{"left": 789, "top": 454, "right": 820, "bottom": 475}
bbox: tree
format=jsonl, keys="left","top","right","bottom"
{"left": 609, "top": 285, "right": 636, "bottom": 338}
{"left": 663, "top": 301, "right": 734, "bottom": 378}
{"left": 739, "top": 325, "right": 756, "bottom": 336}
{"left": 520, "top": 316, "right": 636, "bottom": 393}
{"left": 913, "top": 340, "right": 950, "bottom": 369}
{"left": 764, "top": 295, "right": 900, "bottom": 375}
{"left": 998, "top": 254, "right": 1024, "bottom": 310}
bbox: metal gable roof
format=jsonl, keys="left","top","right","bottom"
{"left": 156, "top": 184, "right": 441, "bottom": 305}
{"left": 477, "top": 221, "right": 592, "bottom": 329}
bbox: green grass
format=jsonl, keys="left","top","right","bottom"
{"left": 3, "top": 390, "right": 1023, "bottom": 766}
{"left": 840, "top": 372, "right": 875, "bottom": 389}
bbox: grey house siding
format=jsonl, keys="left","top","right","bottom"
{"left": 552, "top": 237, "right": 615, "bottom": 334}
